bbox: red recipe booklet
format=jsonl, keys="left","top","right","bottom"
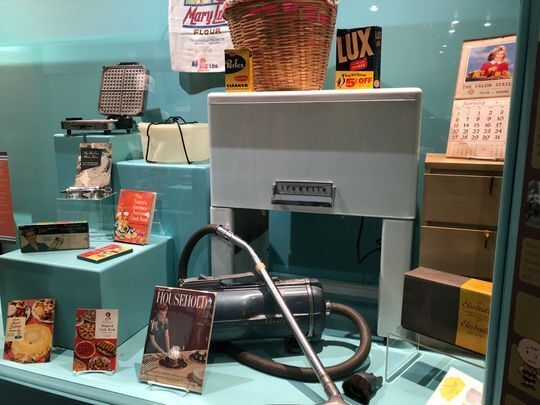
{"left": 3, "top": 298, "right": 56, "bottom": 364}
{"left": 77, "top": 244, "right": 133, "bottom": 263}
{"left": 73, "top": 309, "right": 118, "bottom": 374}
{"left": 113, "top": 189, "right": 157, "bottom": 245}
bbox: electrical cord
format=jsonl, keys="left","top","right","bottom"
{"left": 355, "top": 217, "right": 381, "bottom": 265}
{"left": 356, "top": 217, "right": 382, "bottom": 285}
{"left": 145, "top": 115, "right": 198, "bottom": 164}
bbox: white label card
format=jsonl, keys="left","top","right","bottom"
{"left": 5, "top": 317, "right": 25, "bottom": 342}
{"left": 95, "top": 309, "right": 118, "bottom": 339}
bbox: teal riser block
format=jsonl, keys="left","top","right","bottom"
{"left": 0, "top": 235, "right": 172, "bottom": 349}
{"left": 114, "top": 160, "right": 211, "bottom": 284}
{"left": 53, "top": 132, "right": 143, "bottom": 196}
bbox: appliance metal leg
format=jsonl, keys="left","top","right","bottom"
{"left": 377, "top": 219, "right": 413, "bottom": 337}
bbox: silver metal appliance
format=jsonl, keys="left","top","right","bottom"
{"left": 61, "top": 62, "right": 149, "bottom": 135}
{"left": 208, "top": 88, "right": 422, "bottom": 337}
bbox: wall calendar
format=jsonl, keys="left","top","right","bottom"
{"left": 446, "top": 35, "right": 516, "bottom": 160}
{"left": 447, "top": 97, "right": 510, "bottom": 160}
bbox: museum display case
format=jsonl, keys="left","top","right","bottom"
{"left": 0, "top": 1, "right": 538, "bottom": 404}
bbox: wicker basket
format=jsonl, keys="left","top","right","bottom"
{"left": 224, "top": 0, "right": 338, "bottom": 91}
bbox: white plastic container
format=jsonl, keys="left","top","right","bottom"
{"left": 138, "top": 122, "right": 209, "bottom": 163}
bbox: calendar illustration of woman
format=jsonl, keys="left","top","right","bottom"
{"left": 480, "top": 46, "right": 510, "bottom": 77}
{"left": 465, "top": 42, "right": 516, "bottom": 81}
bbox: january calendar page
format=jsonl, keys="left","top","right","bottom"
{"left": 446, "top": 35, "right": 516, "bottom": 160}
{"left": 447, "top": 98, "right": 510, "bottom": 160}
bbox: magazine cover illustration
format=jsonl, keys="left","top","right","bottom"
{"left": 73, "top": 309, "right": 118, "bottom": 373}
{"left": 139, "top": 286, "right": 217, "bottom": 393}
{"left": 3, "top": 298, "right": 55, "bottom": 364}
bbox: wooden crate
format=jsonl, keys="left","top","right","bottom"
{"left": 423, "top": 173, "right": 502, "bottom": 227}
{"left": 420, "top": 225, "right": 496, "bottom": 280}
{"left": 419, "top": 154, "right": 504, "bottom": 280}
{"left": 424, "top": 153, "right": 504, "bottom": 175}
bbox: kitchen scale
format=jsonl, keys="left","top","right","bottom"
{"left": 61, "top": 62, "right": 149, "bottom": 135}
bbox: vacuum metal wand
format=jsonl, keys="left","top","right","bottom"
{"left": 215, "top": 226, "right": 349, "bottom": 405}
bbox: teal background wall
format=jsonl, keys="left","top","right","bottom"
{"left": 0, "top": 1, "right": 519, "bottom": 278}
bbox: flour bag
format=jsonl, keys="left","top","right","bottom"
{"left": 169, "top": 0, "right": 233, "bottom": 73}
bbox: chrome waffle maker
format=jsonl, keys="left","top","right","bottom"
{"left": 61, "top": 62, "right": 149, "bottom": 135}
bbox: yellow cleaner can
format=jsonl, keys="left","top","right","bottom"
{"left": 225, "top": 49, "right": 253, "bottom": 92}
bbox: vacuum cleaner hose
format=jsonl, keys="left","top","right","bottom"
{"left": 219, "top": 301, "right": 371, "bottom": 382}
{"left": 178, "top": 224, "right": 220, "bottom": 281}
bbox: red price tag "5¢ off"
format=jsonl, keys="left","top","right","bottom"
{"left": 335, "top": 71, "right": 379, "bottom": 89}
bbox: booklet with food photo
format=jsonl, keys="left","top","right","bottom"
{"left": 77, "top": 244, "right": 133, "bottom": 263}
{"left": 73, "top": 309, "right": 118, "bottom": 374}
{"left": 113, "top": 189, "right": 157, "bottom": 245}
{"left": 3, "top": 298, "right": 56, "bottom": 364}
{"left": 139, "top": 286, "right": 217, "bottom": 393}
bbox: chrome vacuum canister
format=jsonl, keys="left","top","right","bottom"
{"left": 181, "top": 274, "right": 326, "bottom": 342}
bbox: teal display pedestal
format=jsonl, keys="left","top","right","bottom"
{"left": 114, "top": 160, "right": 211, "bottom": 283}
{"left": 0, "top": 235, "right": 172, "bottom": 349}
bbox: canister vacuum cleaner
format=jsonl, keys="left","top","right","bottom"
{"left": 178, "top": 224, "right": 380, "bottom": 404}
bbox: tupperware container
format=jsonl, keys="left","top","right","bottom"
{"left": 138, "top": 122, "right": 209, "bottom": 163}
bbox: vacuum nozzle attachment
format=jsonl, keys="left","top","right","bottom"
{"left": 342, "top": 372, "right": 383, "bottom": 404}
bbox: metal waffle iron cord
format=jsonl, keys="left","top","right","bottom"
{"left": 178, "top": 224, "right": 375, "bottom": 405}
